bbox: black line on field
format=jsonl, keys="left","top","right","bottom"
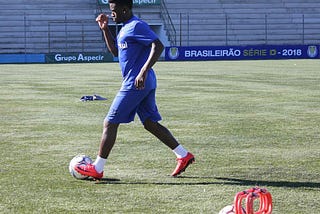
{"left": 92, "top": 176, "right": 320, "bottom": 189}
{"left": 95, "top": 180, "right": 224, "bottom": 186}
{"left": 215, "top": 177, "right": 320, "bottom": 189}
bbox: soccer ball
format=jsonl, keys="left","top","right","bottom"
{"left": 69, "top": 154, "right": 92, "bottom": 179}
{"left": 219, "top": 205, "right": 235, "bottom": 214}
{"left": 219, "top": 205, "right": 246, "bottom": 214}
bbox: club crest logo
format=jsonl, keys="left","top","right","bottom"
{"left": 168, "top": 47, "right": 179, "bottom": 60}
{"left": 307, "top": 46, "right": 318, "bottom": 58}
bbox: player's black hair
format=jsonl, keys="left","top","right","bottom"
{"left": 108, "top": 0, "right": 133, "bottom": 9}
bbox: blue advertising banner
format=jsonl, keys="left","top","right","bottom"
{"left": 0, "top": 53, "right": 115, "bottom": 64}
{"left": 165, "top": 45, "right": 320, "bottom": 61}
{"left": 45, "top": 52, "right": 114, "bottom": 63}
{"left": 0, "top": 54, "right": 45, "bottom": 64}
{"left": 98, "top": 0, "right": 160, "bottom": 6}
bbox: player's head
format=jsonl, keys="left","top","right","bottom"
{"left": 108, "top": 0, "right": 133, "bottom": 9}
{"left": 108, "top": 0, "right": 133, "bottom": 23}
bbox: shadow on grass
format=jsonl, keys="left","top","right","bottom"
{"left": 214, "top": 177, "right": 320, "bottom": 189}
{"left": 93, "top": 176, "right": 320, "bottom": 189}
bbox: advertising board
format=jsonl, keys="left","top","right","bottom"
{"left": 166, "top": 45, "right": 320, "bottom": 61}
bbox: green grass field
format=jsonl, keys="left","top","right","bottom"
{"left": 0, "top": 60, "right": 319, "bottom": 213}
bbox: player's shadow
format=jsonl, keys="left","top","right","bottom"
{"left": 94, "top": 176, "right": 320, "bottom": 189}
{"left": 213, "top": 177, "right": 320, "bottom": 189}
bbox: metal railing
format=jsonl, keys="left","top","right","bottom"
{"left": 175, "top": 13, "right": 320, "bottom": 46}
{"left": 160, "top": 0, "right": 177, "bottom": 46}
{"left": 48, "top": 19, "right": 105, "bottom": 53}
{"left": 1, "top": 12, "right": 319, "bottom": 54}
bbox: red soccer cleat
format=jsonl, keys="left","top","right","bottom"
{"left": 75, "top": 163, "right": 103, "bottom": 180}
{"left": 171, "top": 152, "right": 195, "bottom": 177}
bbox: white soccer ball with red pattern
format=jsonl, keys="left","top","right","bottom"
{"left": 69, "top": 154, "right": 92, "bottom": 179}
{"left": 219, "top": 204, "right": 246, "bottom": 214}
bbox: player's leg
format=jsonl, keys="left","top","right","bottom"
{"left": 98, "top": 120, "right": 119, "bottom": 159}
{"left": 143, "top": 119, "right": 195, "bottom": 176}
{"left": 75, "top": 90, "right": 141, "bottom": 179}
{"left": 137, "top": 89, "right": 195, "bottom": 176}
{"left": 75, "top": 120, "right": 119, "bottom": 179}
{"left": 91, "top": 120, "right": 119, "bottom": 175}
{"left": 95, "top": 89, "right": 142, "bottom": 163}
{"left": 143, "top": 119, "right": 178, "bottom": 149}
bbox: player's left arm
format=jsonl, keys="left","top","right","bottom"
{"left": 143, "top": 39, "right": 164, "bottom": 71}
{"left": 135, "top": 39, "right": 164, "bottom": 89}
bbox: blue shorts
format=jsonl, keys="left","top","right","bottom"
{"left": 106, "top": 89, "right": 162, "bottom": 124}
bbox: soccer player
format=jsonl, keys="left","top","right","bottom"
{"left": 75, "top": 0, "right": 194, "bottom": 179}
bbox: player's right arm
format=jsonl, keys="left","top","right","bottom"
{"left": 96, "top": 14, "right": 118, "bottom": 57}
